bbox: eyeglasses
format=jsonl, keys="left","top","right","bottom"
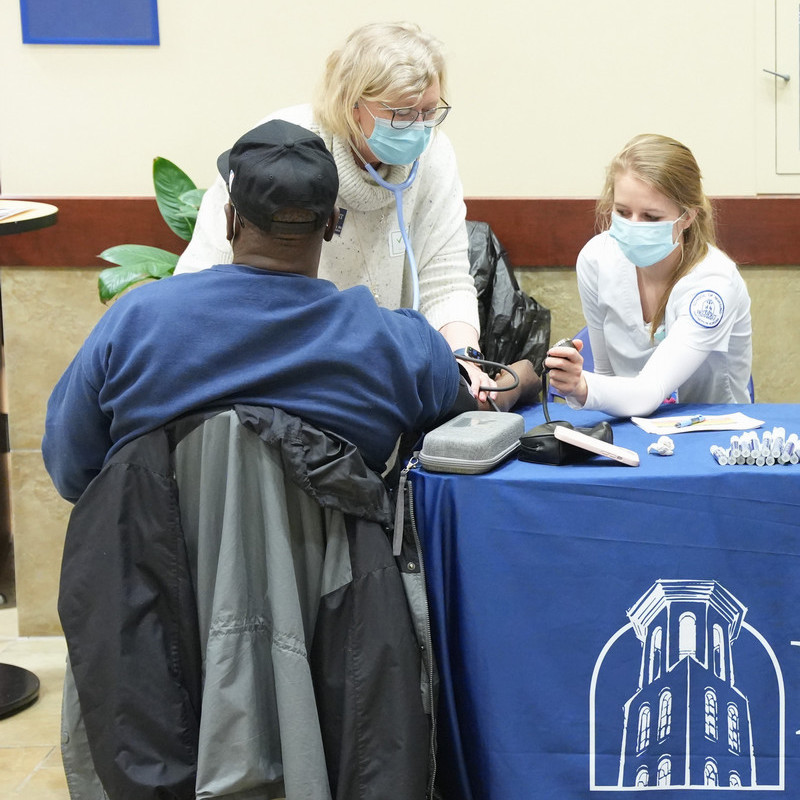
{"left": 377, "top": 100, "right": 451, "bottom": 129}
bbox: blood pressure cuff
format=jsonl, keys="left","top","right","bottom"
{"left": 447, "top": 366, "right": 481, "bottom": 418}
{"left": 518, "top": 420, "right": 612, "bottom": 465}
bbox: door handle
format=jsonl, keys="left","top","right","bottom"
{"left": 763, "top": 68, "right": 791, "bottom": 81}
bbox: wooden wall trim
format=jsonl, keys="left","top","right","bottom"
{"left": 2, "top": 196, "right": 799, "bottom": 268}
{"left": 0, "top": 198, "right": 186, "bottom": 268}
{"left": 466, "top": 198, "right": 596, "bottom": 268}
{"left": 466, "top": 197, "right": 800, "bottom": 267}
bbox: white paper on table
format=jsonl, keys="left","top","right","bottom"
{"left": 630, "top": 412, "right": 765, "bottom": 435}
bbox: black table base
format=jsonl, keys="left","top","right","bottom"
{"left": 0, "top": 662, "right": 39, "bottom": 718}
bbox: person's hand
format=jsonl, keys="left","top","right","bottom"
{"left": 460, "top": 359, "right": 497, "bottom": 404}
{"left": 438, "top": 322, "right": 497, "bottom": 403}
{"left": 544, "top": 339, "right": 588, "bottom": 405}
{"left": 476, "top": 360, "right": 542, "bottom": 412}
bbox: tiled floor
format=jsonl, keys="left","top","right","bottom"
{"left": 0, "top": 606, "right": 70, "bottom": 799}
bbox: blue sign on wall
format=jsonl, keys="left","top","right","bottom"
{"left": 20, "top": 0, "right": 159, "bottom": 46}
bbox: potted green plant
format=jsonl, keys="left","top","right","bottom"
{"left": 97, "top": 158, "right": 205, "bottom": 302}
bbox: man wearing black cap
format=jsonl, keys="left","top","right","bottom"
{"left": 43, "top": 120, "right": 536, "bottom": 502}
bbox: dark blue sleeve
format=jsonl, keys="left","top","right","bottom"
{"left": 391, "top": 308, "right": 462, "bottom": 427}
{"left": 42, "top": 341, "right": 113, "bottom": 503}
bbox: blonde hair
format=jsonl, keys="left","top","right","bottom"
{"left": 313, "top": 22, "right": 447, "bottom": 147}
{"left": 596, "top": 133, "right": 717, "bottom": 339}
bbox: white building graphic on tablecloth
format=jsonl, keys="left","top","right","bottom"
{"left": 589, "top": 579, "right": 785, "bottom": 791}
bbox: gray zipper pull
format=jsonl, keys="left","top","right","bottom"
{"left": 393, "top": 455, "right": 419, "bottom": 556}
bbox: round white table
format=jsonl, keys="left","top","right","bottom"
{"left": 0, "top": 199, "right": 58, "bottom": 236}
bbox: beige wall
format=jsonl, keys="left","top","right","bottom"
{"left": 0, "top": 1, "right": 787, "bottom": 197}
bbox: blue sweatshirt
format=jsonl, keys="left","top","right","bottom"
{"left": 43, "top": 264, "right": 460, "bottom": 501}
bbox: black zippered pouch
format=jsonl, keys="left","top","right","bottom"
{"left": 518, "top": 369, "right": 614, "bottom": 465}
{"left": 518, "top": 419, "right": 613, "bottom": 465}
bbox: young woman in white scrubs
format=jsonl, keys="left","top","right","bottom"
{"left": 546, "top": 133, "right": 752, "bottom": 417}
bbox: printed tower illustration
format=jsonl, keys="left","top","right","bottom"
{"left": 619, "top": 580, "right": 755, "bottom": 788}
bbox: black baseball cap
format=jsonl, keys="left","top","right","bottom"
{"left": 217, "top": 119, "right": 339, "bottom": 233}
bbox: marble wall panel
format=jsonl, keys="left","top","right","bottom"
{"left": 1, "top": 268, "right": 107, "bottom": 450}
{"left": 1, "top": 264, "right": 797, "bottom": 633}
{"left": 2, "top": 267, "right": 107, "bottom": 635}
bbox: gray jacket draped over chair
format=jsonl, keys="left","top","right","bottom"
{"left": 58, "top": 406, "right": 435, "bottom": 800}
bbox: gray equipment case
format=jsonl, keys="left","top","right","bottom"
{"left": 418, "top": 411, "right": 524, "bottom": 474}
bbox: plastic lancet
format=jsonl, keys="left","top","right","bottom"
{"left": 364, "top": 159, "right": 420, "bottom": 310}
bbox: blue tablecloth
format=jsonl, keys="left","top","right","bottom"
{"left": 409, "top": 403, "right": 800, "bottom": 799}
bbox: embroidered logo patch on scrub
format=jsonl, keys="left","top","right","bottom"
{"left": 690, "top": 290, "right": 725, "bottom": 328}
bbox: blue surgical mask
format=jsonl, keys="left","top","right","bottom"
{"left": 610, "top": 212, "right": 686, "bottom": 267}
{"left": 361, "top": 111, "right": 431, "bottom": 165}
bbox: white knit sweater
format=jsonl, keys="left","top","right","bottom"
{"left": 175, "top": 104, "right": 479, "bottom": 333}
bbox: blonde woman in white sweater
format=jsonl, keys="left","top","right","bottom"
{"left": 177, "top": 22, "right": 494, "bottom": 398}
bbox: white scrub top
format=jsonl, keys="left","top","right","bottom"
{"left": 576, "top": 232, "right": 752, "bottom": 410}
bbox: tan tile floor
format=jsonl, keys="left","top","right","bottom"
{"left": 0, "top": 607, "right": 70, "bottom": 799}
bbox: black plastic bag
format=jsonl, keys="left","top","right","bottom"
{"left": 467, "top": 220, "right": 551, "bottom": 375}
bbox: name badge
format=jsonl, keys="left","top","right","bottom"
{"left": 333, "top": 208, "right": 347, "bottom": 236}
{"left": 389, "top": 228, "right": 407, "bottom": 257}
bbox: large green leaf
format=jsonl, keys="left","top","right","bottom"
{"left": 98, "top": 266, "right": 152, "bottom": 303}
{"left": 97, "top": 157, "right": 202, "bottom": 302}
{"left": 99, "top": 244, "right": 178, "bottom": 273}
{"left": 97, "top": 245, "right": 178, "bottom": 303}
{"left": 153, "top": 157, "right": 198, "bottom": 241}
{"left": 180, "top": 188, "right": 206, "bottom": 212}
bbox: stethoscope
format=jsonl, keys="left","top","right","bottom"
{"left": 363, "top": 159, "right": 420, "bottom": 311}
